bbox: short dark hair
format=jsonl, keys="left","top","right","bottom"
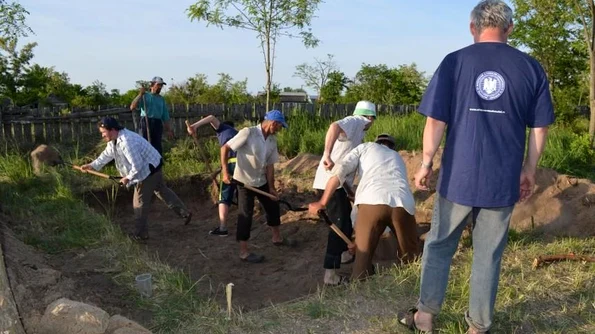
{"left": 98, "top": 117, "right": 123, "bottom": 130}
{"left": 223, "top": 120, "right": 235, "bottom": 128}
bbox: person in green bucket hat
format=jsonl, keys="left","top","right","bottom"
{"left": 312, "top": 100, "right": 376, "bottom": 285}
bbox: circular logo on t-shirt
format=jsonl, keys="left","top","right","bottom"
{"left": 475, "top": 71, "right": 505, "bottom": 101}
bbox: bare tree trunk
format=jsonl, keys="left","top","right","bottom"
{"left": 590, "top": 51, "right": 595, "bottom": 143}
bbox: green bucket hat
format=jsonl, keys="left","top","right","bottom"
{"left": 353, "top": 100, "right": 376, "bottom": 117}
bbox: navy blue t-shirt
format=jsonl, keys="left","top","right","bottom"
{"left": 419, "top": 42, "right": 554, "bottom": 207}
{"left": 216, "top": 123, "right": 238, "bottom": 158}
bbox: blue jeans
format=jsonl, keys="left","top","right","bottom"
{"left": 417, "top": 195, "right": 513, "bottom": 332}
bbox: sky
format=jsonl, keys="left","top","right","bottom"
{"left": 18, "top": 0, "right": 514, "bottom": 95}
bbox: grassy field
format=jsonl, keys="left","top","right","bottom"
{"left": 0, "top": 112, "right": 593, "bottom": 333}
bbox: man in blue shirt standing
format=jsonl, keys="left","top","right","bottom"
{"left": 187, "top": 115, "right": 238, "bottom": 236}
{"left": 130, "top": 76, "right": 175, "bottom": 155}
{"left": 399, "top": 1, "right": 554, "bottom": 333}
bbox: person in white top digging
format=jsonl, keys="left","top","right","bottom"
{"left": 312, "top": 100, "right": 376, "bottom": 285}
{"left": 309, "top": 133, "right": 421, "bottom": 281}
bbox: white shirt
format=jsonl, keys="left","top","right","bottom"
{"left": 90, "top": 129, "right": 162, "bottom": 185}
{"left": 312, "top": 115, "right": 370, "bottom": 189}
{"left": 331, "top": 142, "right": 416, "bottom": 216}
{"left": 226, "top": 125, "right": 279, "bottom": 187}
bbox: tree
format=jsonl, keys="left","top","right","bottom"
{"left": 293, "top": 53, "right": 337, "bottom": 100}
{"left": 0, "top": 39, "right": 36, "bottom": 104}
{"left": 187, "top": 0, "right": 322, "bottom": 111}
{"left": 573, "top": 0, "right": 595, "bottom": 141}
{"left": 511, "top": 0, "right": 595, "bottom": 142}
{"left": 344, "top": 63, "right": 427, "bottom": 105}
{"left": 510, "top": 0, "right": 588, "bottom": 122}
{"left": 319, "top": 71, "right": 350, "bottom": 103}
{"left": 0, "top": 0, "right": 33, "bottom": 42}
{"left": 0, "top": 1, "right": 35, "bottom": 105}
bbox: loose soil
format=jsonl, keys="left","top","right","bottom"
{"left": 3, "top": 151, "right": 594, "bottom": 331}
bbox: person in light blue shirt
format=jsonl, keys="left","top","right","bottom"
{"left": 129, "top": 76, "right": 175, "bottom": 155}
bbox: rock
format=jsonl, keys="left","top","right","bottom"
{"left": 105, "top": 314, "right": 151, "bottom": 334}
{"left": 40, "top": 298, "right": 109, "bottom": 334}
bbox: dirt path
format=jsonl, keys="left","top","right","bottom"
{"left": 108, "top": 186, "right": 338, "bottom": 310}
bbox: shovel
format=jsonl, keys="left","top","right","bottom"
{"left": 231, "top": 179, "right": 307, "bottom": 212}
{"left": 317, "top": 209, "right": 355, "bottom": 249}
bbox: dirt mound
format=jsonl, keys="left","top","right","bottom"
{"left": 396, "top": 149, "right": 595, "bottom": 237}
{"left": 0, "top": 216, "right": 144, "bottom": 333}
{"left": 278, "top": 153, "right": 321, "bottom": 175}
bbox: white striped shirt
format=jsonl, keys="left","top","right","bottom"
{"left": 90, "top": 129, "right": 161, "bottom": 185}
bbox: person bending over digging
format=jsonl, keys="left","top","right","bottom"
{"left": 81, "top": 117, "right": 193, "bottom": 241}
{"left": 309, "top": 134, "right": 421, "bottom": 283}
{"left": 312, "top": 100, "right": 376, "bottom": 286}
{"left": 221, "top": 110, "right": 294, "bottom": 263}
{"left": 187, "top": 115, "right": 238, "bottom": 237}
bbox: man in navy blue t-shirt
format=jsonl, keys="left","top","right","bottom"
{"left": 187, "top": 115, "right": 238, "bottom": 236}
{"left": 399, "top": 1, "right": 554, "bottom": 333}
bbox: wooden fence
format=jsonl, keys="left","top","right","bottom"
{"left": 0, "top": 103, "right": 418, "bottom": 144}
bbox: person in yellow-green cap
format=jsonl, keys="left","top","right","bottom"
{"left": 312, "top": 100, "right": 376, "bottom": 286}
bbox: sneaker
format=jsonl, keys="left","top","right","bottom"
{"left": 209, "top": 227, "right": 229, "bottom": 237}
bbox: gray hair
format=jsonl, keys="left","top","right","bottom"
{"left": 471, "top": 0, "right": 513, "bottom": 34}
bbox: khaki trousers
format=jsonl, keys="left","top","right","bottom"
{"left": 352, "top": 204, "right": 420, "bottom": 280}
{"left": 133, "top": 169, "right": 188, "bottom": 237}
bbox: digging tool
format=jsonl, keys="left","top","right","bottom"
{"left": 143, "top": 94, "right": 151, "bottom": 145}
{"left": 231, "top": 179, "right": 307, "bottom": 212}
{"left": 317, "top": 209, "right": 355, "bottom": 249}
{"left": 30, "top": 144, "right": 122, "bottom": 185}
{"left": 70, "top": 164, "right": 122, "bottom": 183}
{"left": 185, "top": 120, "right": 220, "bottom": 204}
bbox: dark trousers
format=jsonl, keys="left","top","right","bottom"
{"left": 324, "top": 188, "right": 353, "bottom": 269}
{"left": 236, "top": 183, "right": 281, "bottom": 241}
{"left": 140, "top": 117, "right": 163, "bottom": 155}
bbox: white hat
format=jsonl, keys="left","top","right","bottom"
{"left": 353, "top": 100, "right": 376, "bottom": 117}
{"left": 150, "top": 76, "right": 167, "bottom": 85}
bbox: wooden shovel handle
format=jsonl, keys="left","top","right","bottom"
{"left": 318, "top": 210, "right": 355, "bottom": 248}
{"left": 71, "top": 165, "right": 119, "bottom": 180}
{"left": 233, "top": 180, "right": 279, "bottom": 201}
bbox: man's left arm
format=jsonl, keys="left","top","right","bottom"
{"left": 265, "top": 164, "right": 277, "bottom": 197}
{"left": 519, "top": 127, "right": 548, "bottom": 201}
{"left": 520, "top": 72, "right": 555, "bottom": 202}
{"left": 266, "top": 142, "right": 280, "bottom": 196}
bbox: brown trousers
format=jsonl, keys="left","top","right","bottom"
{"left": 352, "top": 204, "right": 420, "bottom": 280}
{"left": 133, "top": 169, "right": 189, "bottom": 237}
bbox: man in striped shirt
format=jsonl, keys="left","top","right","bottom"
{"left": 81, "top": 117, "right": 192, "bottom": 240}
